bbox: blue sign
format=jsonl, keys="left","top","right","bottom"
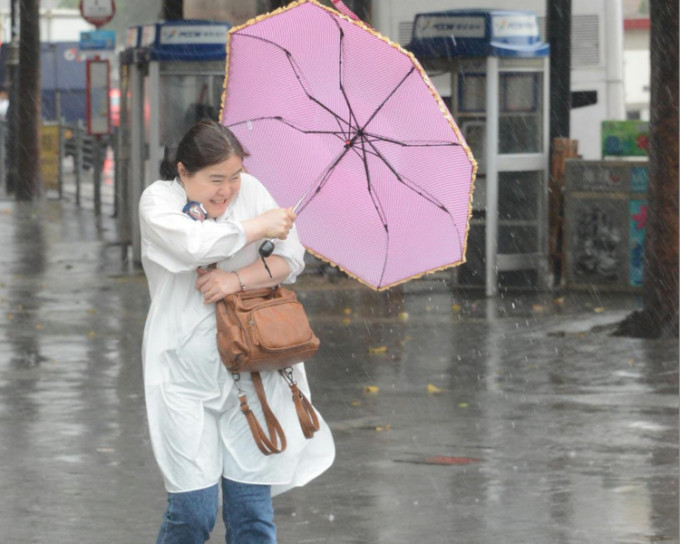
{"left": 80, "top": 30, "right": 116, "bottom": 51}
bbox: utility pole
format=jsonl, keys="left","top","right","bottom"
{"left": 16, "top": 0, "right": 41, "bottom": 200}
{"left": 547, "top": 0, "right": 571, "bottom": 143}
{"left": 5, "top": 0, "right": 19, "bottom": 194}
{"left": 615, "top": 0, "right": 679, "bottom": 338}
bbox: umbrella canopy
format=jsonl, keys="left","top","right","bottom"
{"left": 220, "top": 0, "right": 476, "bottom": 290}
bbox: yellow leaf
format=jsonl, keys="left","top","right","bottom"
{"left": 531, "top": 304, "right": 546, "bottom": 313}
{"left": 553, "top": 297, "right": 565, "bottom": 305}
{"left": 343, "top": 308, "right": 352, "bottom": 315}
{"left": 350, "top": 400, "right": 363, "bottom": 407}
{"left": 341, "top": 317, "right": 351, "bottom": 325}
{"left": 458, "top": 402, "right": 468, "bottom": 408}
{"left": 364, "top": 385, "right": 379, "bottom": 394}
{"left": 594, "top": 307, "right": 605, "bottom": 313}
{"left": 427, "top": 383, "right": 443, "bottom": 394}
{"left": 88, "top": 331, "right": 97, "bottom": 338}
{"left": 397, "top": 311, "right": 409, "bottom": 321}
{"left": 368, "top": 346, "right": 387, "bottom": 355}
{"left": 452, "top": 304, "right": 462, "bottom": 313}
{"left": 376, "top": 424, "right": 391, "bottom": 432}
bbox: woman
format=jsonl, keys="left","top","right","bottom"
{"left": 139, "top": 120, "right": 335, "bottom": 544}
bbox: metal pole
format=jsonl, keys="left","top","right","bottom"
{"left": 57, "top": 118, "right": 64, "bottom": 199}
{"left": 75, "top": 120, "right": 83, "bottom": 206}
{"left": 93, "top": 135, "right": 102, "bottom": 215}
{"left": 485, "top": 56, "right": 499, "bottom": 297}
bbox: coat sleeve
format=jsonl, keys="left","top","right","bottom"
{"left": 249, "top": 176, "right": 306, "bottom": 284}
{"left": 139, "top": 187, "right": 247, "bottom": 273}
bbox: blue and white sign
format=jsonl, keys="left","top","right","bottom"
{"left": 80, "top": 30, "right": 116, "bottom": 50}
{"left": 160, "top": 25, "right": 228, "bottom": 45}
{"left": 414, "top": 15, "right": 486, "bottom": 39}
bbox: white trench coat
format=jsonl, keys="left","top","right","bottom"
{"left": 139, "top": 174, "right": 335, "bottom": 494}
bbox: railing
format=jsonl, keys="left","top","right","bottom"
{"left": 0, "top": 118, "right": 117, "bottom": 215}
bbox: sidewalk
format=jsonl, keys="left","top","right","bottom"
{"left": 0, "top": 196, "right": 676, "bottom": 543}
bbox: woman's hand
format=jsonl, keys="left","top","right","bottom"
{"left": 195, "top": 267, "right": 240, "bottom": 304}
{"left": 242, "top": 207, "right": 296, "bottom": 243}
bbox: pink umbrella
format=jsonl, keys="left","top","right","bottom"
{"left": 220, "top": 0, "right": 476, "bottom": 291}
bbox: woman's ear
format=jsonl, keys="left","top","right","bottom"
{"left": 177, "top": 162, "right": 186, "bottom": 179}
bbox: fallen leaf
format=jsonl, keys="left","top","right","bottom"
{"left": 341, "top": 318, "right": 351, "bottom": 325}
{"left": 35, "top": 324, "right": 42, "bottom": 330}
{"left": 368, "top": 345, "right": 387, "bottom": 355}
{"left": 364, "top": 385, "right": 379, "bottom": 394}
{"left": 594, "top": 307, "right": 605, "bottom": 313}
{"left": 553, "top": 297, "right": 565, "bottom": 305}
{"left": 343, "top": 308, "right": 352, "bottom": 315}
{"left": 458, "top": 402, "right": 468, "bottom": 408}
{"left": 88, "top": 331, "right": 97, "bottom": 338}
{"left": 375, "top": 424, "right": 391, "bottom": 432}
{"left": 350, "top": 400, "right": 362, "bottom": 407}
{"left": 531, "top": 304, "right": 547, "bottom": 313}
{"left": 427, "top": 383, "right": 443, "bottom": 394}
{"left": 452, "top": 304, "right": 462, "bottom": 313}
{"left": 398, "top": 312, "right": 409, "bottom": 321}
{"left": 86, "top": 308, "right": 97, "bottom": 315}
{"left": 627, "top": 358, "right": 635, "bottom": 366}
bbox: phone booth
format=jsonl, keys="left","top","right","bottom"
{"left": 118, "top": 20, "right": 231, "bottom": 263}
{"left": 408, "top": 10, "right": 550, "bottom": 295}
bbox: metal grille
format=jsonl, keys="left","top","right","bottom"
{"left": 539, "top": 14, "right": 601, "bottom": 67}
{"left": 398, "top": 21, "right": 414, "bottom": 45}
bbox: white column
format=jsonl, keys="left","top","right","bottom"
{"left": 603, "top": 0, "right": 625, "bottom": 119}
{"left": 485, "top": 56, "right": 499, "bottom": 297}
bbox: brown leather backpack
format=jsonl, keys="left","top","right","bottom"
{"left": 215, "top": 286, "right": 320, "bottom": 455}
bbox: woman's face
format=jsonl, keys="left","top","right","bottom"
{"left": 179, "top": 155, "right": 243, "bottom": 219}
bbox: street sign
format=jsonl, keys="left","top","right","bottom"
{"left": 80, "top": 30, "right": 116, "bottom": 50}
{"left": 79, "top": 0, "right": 116, "bottom": 28}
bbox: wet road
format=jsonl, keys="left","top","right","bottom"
{"left": 0, "top": 199, "right": 677, "bottom": 543}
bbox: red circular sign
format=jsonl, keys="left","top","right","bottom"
{"left": 79, "top": 0, "right": 116, "bottom": 29}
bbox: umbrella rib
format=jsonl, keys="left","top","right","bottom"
{"left": 363, "top": 132, "right": 462, "bottom": 148}
{"left": 360, "top": 66, "right": 416, "bottom": 133}
{"left": 328, "top": 14, "right": 360, "bottom": 138}
{"left": 358, "top": 136, "right": 390, "bottom": 287}
{"left": 236, "top": 33, "right": 351, "bottom": 139}
{"left": 229, "top": 116, "right": 349, "bottom": 138}
{"left": 364, "top": 137, "right": 464, "bottom": 255}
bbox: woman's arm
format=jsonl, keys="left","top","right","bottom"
{"left": 195, "top": 256, "right": 291, "bottom": 304}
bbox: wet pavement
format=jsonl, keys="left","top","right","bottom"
{"left": 0, "top": 197, "right": 677, "bottom": 543}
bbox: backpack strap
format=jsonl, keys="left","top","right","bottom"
{"left": 237, "top": 372, "right": 287, "bottom": 455}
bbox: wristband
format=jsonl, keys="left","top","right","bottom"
{"left": 233, "top": 270, "right": 246, "bottom": 292}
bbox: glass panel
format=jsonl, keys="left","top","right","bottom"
{"left": 498, "top": 225, "right": 537, "bottom": 254}
{"left": 498, "top": 171, "right": 541, "bottom": 220}
{"left": 458, "top": 224, "right": 485, "bottom": 286}
{"left": 498, "top": 72, "right": 543, "bottom": 154}
{"left": 158, "top": 74, "right": 217, "bottom": 146}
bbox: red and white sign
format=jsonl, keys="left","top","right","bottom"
{"left": 79, "top": 0, "right": 116, "bottom": 28}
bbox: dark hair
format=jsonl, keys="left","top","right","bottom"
{"left": 159, "top": 120, "right": 249, "bottom": 180}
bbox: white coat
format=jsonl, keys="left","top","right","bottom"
{"left": 139, "top": 174, "right": 335, "bottom": 494}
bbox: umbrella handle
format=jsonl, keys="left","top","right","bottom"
{"left": 330, "top": 0, "right": 360, "bottom": 22}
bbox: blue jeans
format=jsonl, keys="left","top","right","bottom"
{"left": 156, "top": 478, "right": 276, "bottom": 544}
